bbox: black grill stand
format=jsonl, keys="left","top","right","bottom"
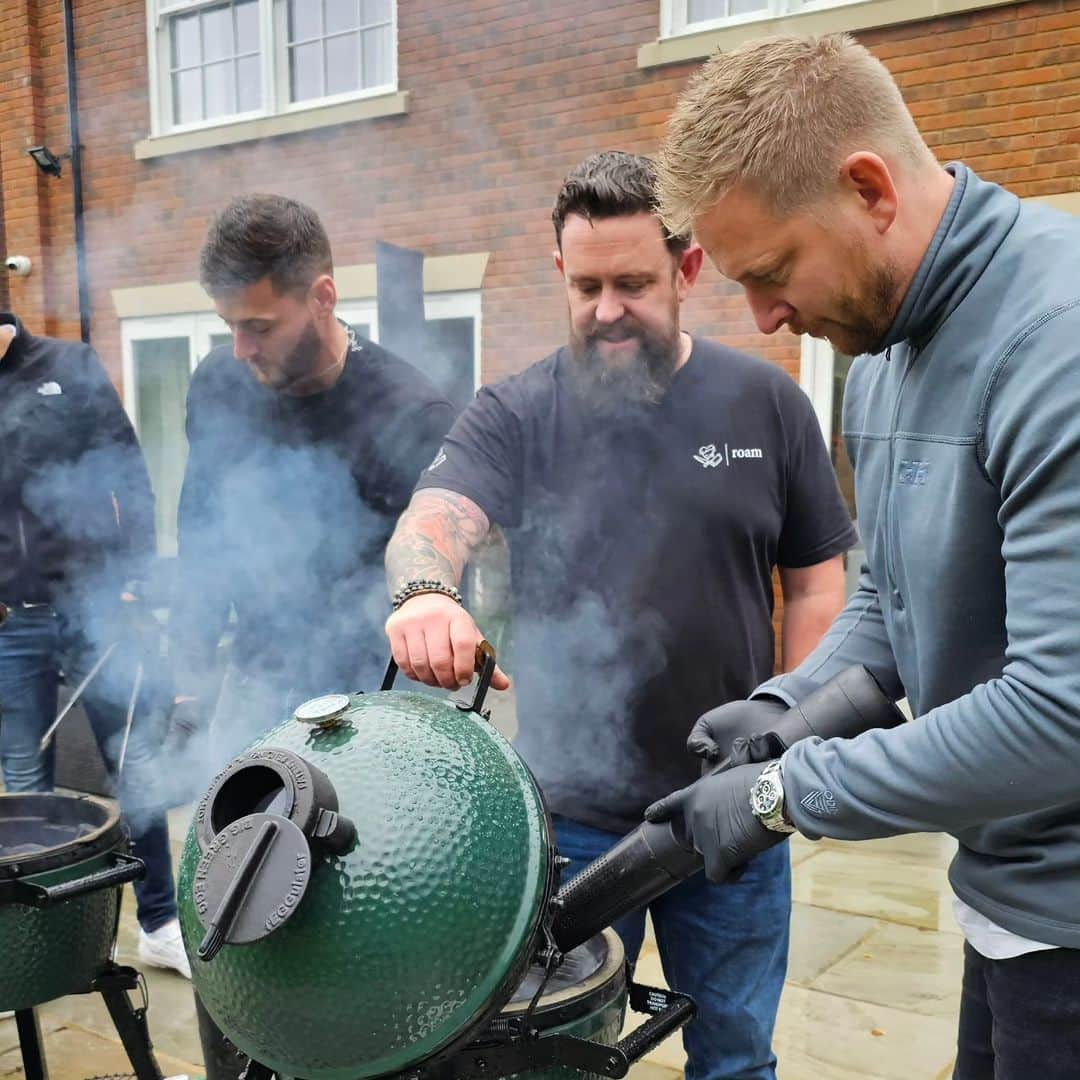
{"left": 13, "top": 963, "right": 164, "bottom": 1080}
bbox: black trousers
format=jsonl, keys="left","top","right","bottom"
{"left": 954, "top": 941, "right": 1080, "bottom": 1079}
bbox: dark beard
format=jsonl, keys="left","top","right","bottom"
{"left": 571, "top": 323, "right": 680, "bottom": 418}
{"left": 272, "top": 319, "right": 325, "bottom": 392}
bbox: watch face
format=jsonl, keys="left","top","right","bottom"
{"left": 752, "top": 777, "right": 781, "bottom": 817}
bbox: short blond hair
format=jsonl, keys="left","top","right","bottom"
{"left": 656, "top": 33, "right": 932, "bottom": 234}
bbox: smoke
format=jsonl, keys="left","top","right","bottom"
{"left": 509, "top": 588, "right": 671, "bottom": 828}
{"left": 6, "top": 319, "right": 447, "bottom": 834}
{"left": 14, "top": 413, "right": 174, "bottom": 823}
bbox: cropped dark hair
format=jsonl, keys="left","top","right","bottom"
{"left": 199, "top": 193, "right": 333, "bottom": 297}
{"left": 552, "top": 151, "right": 691, "bottom": 256}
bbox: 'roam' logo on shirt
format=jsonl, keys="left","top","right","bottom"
{"left": 694, "top": 443, "right": 764, "bottom": 468}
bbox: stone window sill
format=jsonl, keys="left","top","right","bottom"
{"left": 638, "top": 0, "right": 1019, "bottom": 70}
{"left": 134, "top": 90, "right": 409, "bottom": 161}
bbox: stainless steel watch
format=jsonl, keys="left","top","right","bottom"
{"left": 749, "top": 760, "right": 796, "bottom": 834}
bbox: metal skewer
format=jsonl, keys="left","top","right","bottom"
{"left": 38, "top": 641, "right": 119, "bottom": 751}
{"left": 116, "top": 661, "right": 144, "bottom": 779}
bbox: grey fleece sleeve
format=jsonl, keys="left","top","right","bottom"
{"left": 781, "top": 308, "right": 1080, "bottom": 840}
{"left": 754, "top": 561, "right": 905, "bottom": 707}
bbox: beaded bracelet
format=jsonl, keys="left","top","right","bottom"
{"left": 392, "top": 579, "right": 463, "bottom": 611}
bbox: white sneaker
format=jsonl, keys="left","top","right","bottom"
{"left": 138, "top": 919, "right": 192, "bottom": 979}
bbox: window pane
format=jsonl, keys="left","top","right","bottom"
{"left": 171, "top": 11, "right": 201, "bottom": 67}
{"left": 730, "top": 0, "right": 768, "bottom": 13}
{"left": 210, "top": 333, "right": 233, "bottom": 351}
{"left": 290, "top": 41, "right": 323, "bottom": 101}
{"left": 237, "top": 54, "right": 261, "bottom": 112}
{"left": 173, "top": 68, "right": 203, "bottom": 124}
{"left": 424, "top": 317, "right": 475, "bottom": 411}
{"left": 326, "top": 0, "right": 359, "bottom": 34}
{"left": 289, "top": 0, "right": 322, "bottom": 42}
{"left": 202, "top": 4, "right": 235, "bottom": 63}
{"left": 204, "top": 61, "right": 236, "bottom": 119}
{"left": 326, "top": 32, "right": 359, "bottom": 96}
{"left": 133, "top": 337, "right": 192, "bottom": 557}
{"left": 235, "top": 0, "right": 260, "bottom": 51}
{"left": 363, "top": 0, "right": 391, "bottom": 24}
{"left": 362, "top": 26, "right": 390, "bottom": 87}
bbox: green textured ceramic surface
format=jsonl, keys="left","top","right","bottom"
{"left": 0, "top": 849, "right": 119, "bottom": 1010}
{"left": 179, "top": 691, "right": 551, "bottom": 1080}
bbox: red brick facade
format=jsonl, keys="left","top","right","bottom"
{"left": 2, "top": 0, "right": 1078, "bottom": 392}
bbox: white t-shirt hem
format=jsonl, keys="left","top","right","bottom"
{"left": 952, "top": 895, "right": 1059, "bottom": 960}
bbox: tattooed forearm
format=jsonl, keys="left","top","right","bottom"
{"left": 386, "top": 488, "right": 491, "bottom": 595}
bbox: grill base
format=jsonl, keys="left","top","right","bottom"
{"left": 13, "top": 964, "right": 164, "bottom": 1080}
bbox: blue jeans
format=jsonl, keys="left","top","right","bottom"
{"left": 0, "top": 604, "right": 177, "bottom": 932}
{"left": 554, "top": 815, "right": 790, "bottom": 1080}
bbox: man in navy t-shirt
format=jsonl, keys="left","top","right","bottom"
{"left": 384, "top": 152, "right": 855, "bottom": 1080}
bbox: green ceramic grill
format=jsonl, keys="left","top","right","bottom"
{"left": 0, "top": 792, "right": 143, "bottom": 1010}
{"left": 179, "top": 646, "right": 702, "bottom": 1080}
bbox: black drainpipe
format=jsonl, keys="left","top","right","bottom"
{"left": 63, "top": 0, "right": 91, "bottom": 344}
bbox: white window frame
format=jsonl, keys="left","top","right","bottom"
{"left": 420, "top": 290, "right": 483, "bottom": 396}
{"left": 336, "top": 298, "right": 380, "bottom": 343}
{"left": 799, "top": 334, "right": 835, "bottom": 445}
{"left": 120, "top": 290, "right": 481, "bottom": 425}
{"left": 342, "top": 292, "right": 482, "bottom": 394}
{"left": 662, "top": 0, "right": 858, "bottom": 38}
{"left": 121, "top": 311, "right": 231, "bottom": 427}
{"left": 147, "top": 0, "right": 399, "bottom": 138}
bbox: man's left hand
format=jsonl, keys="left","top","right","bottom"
{"left": 644, "top": 761, "right": 790, "bottom": 883}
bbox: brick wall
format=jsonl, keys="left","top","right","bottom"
{"left": 2, "top": 0, "right": 1078, "bottom": 387}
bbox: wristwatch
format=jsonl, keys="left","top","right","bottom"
{"left": 749, "top": 761, "right": 796, "bottom": 834}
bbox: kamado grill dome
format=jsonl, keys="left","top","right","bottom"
{"left": 179, "top": 653, "right": 558, "bottom": 1080}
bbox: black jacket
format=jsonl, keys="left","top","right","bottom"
{"left": 0, "top": 314, "right": 156, "bottom": 604}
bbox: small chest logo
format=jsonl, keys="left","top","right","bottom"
{"left": 693, "top": 443, "right": 764, "bottom": 469}
{"left": 426, "top": 448, "right": 447, "bottom": 472}
{"left": 898, "top": 459, "right": 929, "bottom": 486}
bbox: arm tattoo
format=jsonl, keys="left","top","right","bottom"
{"left": 386, "top": 488, "right": 491, "bottom": 595}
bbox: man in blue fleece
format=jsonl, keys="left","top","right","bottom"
{"left": 650, "top": 32, "right": 1080, "bottom": 1079}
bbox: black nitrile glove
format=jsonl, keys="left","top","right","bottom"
{"left": 644, "top": 761, "right": 788, "bottom": 884}
{"left": 686, "top": 697, "right": 788, "bottom": 764}
{"left": 727, "top": 730, "right": 789, "bottom": 767}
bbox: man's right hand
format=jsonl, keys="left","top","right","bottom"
{"left": 686, "top": 697, "right": 788, "bottom": 764}
{"left": 385, "top": 593, "right": 511, "bottom": 691}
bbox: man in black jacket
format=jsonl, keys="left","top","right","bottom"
{"left": 169, "top": 194, "right": 456, "bottom": 770}
{"left": 0, "top": 313, "right": 189, "bottom": 978}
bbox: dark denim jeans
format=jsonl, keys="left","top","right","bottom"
{"left": 0, "top": 604, "right": 177, "bottom": 932}
{"left": 954, "top": 941, "right": 1080, "bottom": 1079}
{"left": 554, "top": 814, "right": 790, "bottom": 1080}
